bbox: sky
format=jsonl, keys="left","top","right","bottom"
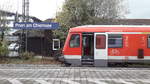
{"left": 0, "top": 0, "right": 150, "bottom": 20}
{"left": 0, "top": 0, "right": 64, "bottom": 20}
{"left": 30, "top": 0, "right": 64, "bottom": 20}
{"left": 125, "top": 0, "right": 150, "bottom": 19}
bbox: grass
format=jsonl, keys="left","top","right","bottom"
{"left": 0, "top": 57, "right": 61, "bottom": 64}
{"left": 128, "top": 63, "right": 150, "bottom": 67}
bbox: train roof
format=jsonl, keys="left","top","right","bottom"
{"left": 69, "top": 25, "right": 150, "bottom": 33}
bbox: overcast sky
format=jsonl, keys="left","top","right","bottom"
{"left": 30, "top": 0, "right": 64, "bottom": 20}
{"left": 0, "top": 0, "right": 150, "bottom": 20}
{"left": 0, "top": 0, "right": 64, "bottom": 20}
{"left": 126, "top": 0, "right": 150, "bottom": 19}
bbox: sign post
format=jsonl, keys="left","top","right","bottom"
{"left": 14, "top": 22, "right": 59, "bottom": 30}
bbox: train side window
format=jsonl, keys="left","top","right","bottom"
{"left": 108, "top": 34, "right": 123, "bottom": 48}
{"left": 69, "top": 34, "right": 80, "bottom": 48}
{"left": 148, "top": 35, "right": 150, "bottom": 48}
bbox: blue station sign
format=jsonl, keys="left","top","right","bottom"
{"left": 13, "top": 22, "right": 59, "bottom": 30}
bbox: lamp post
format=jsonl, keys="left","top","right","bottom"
{"left": 22, "top": 0, "right": 29, "bottom": 52}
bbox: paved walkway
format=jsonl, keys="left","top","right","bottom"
{"left": 0, "top": 65, "right": 150, "bottom": 84}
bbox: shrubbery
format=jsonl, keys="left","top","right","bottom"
{"left": 0, "top": 41, "right": 9, "bottom": 57}
{"left": 20, "top": 52, "right": 35, "bottom": 60}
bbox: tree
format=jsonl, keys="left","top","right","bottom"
{"left": 55, "top": 0, "right": 126, "bottom": 42}
{"left": 0, "top": 10, "right": 8, "bottom": 41}
{"left": 0, "top": 11, "right": 9, "bottom": 57}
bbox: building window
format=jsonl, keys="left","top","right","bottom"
{"left": 148, "top": 35, "right": 150, "bottom": 48}
{"left": 70, "top": 34, "right": 80, "bottom": 48}
{"left": 108, "top": 34, "right": 123, "bottom": 48}
{"left": 53, "top": 39, "right": 60, "bottom": 50}
{"left": 96, "top": 35, "right": 106, "bottom": 49}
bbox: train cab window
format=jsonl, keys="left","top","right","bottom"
{"left": 108, "top": 34, "right": 123, "bottom": 48}
{"left": 148, "top": 35, "right": 150, "bottom": 48}
{"left": 70, "top": 34, "right": 80, "bottom": 48}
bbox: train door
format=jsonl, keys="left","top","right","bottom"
{"left": 94, "top": 33, "right": 108, "bottom": 67}
{"left": 82, "top": 33, "right": 94, "bottom": 65}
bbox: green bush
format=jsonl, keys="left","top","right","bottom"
{"left": 21, "top": 52, "right": 35, "bottom": 60}
{"left": 0, "top": 42, "right": 9, "bottom": 57}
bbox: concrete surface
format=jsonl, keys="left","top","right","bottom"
{"left": 0, "top": 65, "right": 149, "bottom": 84}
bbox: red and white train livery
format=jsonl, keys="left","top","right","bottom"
{"left": 62, "top": 25, "right": 150, "bottom": 66}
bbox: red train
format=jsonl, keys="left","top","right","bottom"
{"left": 62, "top": 25, "right": 150, "bottom": 66}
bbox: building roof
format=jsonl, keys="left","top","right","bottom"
{"left": 0, "top": 10, "right": 42, "bottom": 22}
{"left": 114, "top": 19, "right": 150, "bottom": 25}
